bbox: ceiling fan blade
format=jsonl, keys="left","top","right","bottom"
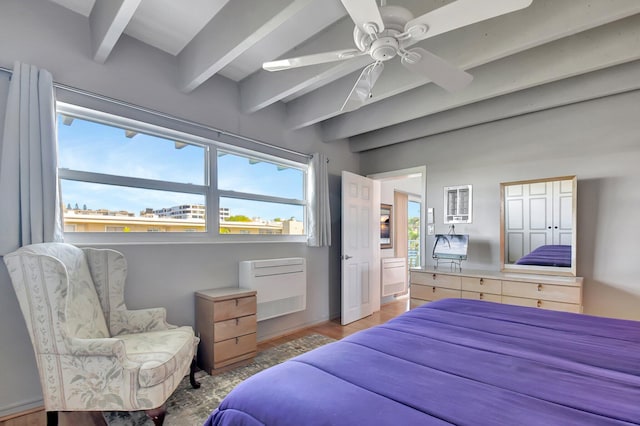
{"left": 401, "top": 48, "right": 472, "bottom": 93}
{"left": 341, "top": 61, "right": 384, "bottom": 112}
{"left": 405, "top": 0, "right": 533, "bottom": 42}
{"left": 340, "top": 0, "right": 385, "bottom": 35}
{"left": 263, "top": 49, "right": 366, "bottom": 71}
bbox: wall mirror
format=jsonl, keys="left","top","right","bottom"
{"left": 500, "top": 176, "right": 577, "bottom": 276}
{"left": 380, "top": 204, "right": 392, "bottom": 249}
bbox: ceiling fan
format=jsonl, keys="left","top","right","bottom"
{"left": 263, "top": 0, "right": 533, "bottom": 112}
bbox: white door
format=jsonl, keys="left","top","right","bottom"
{"left": 341, "top": 171, "right": 380, "bottom": 325}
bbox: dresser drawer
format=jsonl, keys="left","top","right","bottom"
{"left": 502, "top": 296, "right": 581, "bottom": 313}
{"left": 461, "top": 277, "right": 501, "bottom": 294}
{"left": 411, "top": 272, "right": 461, "bottom": 289}
{"left": 410, "top": 298, "right": 429, "bottom": 309}
{"left": 502, "top": 281, "right": 581, "bottom": 304}
{"left": 213, "top": 333, "right": 257, "bottom": 365}
{"left": 213, "top": 314, "right": 257, "bottom": 342}
{"left": 213, "top": 296, "right": 257, "bottom": 322}
{"left": 411, "top": 284, "right": 461, "bottom": 301}
{"left": 461, "top": 291, "right": 502, "bottom": 303}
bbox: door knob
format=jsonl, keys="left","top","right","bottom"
{"left": 342, "top": 255, "right": 353, "bottom": 260}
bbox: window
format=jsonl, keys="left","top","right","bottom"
{"left": 444, "top": 185, "right": 472, "bottom": 224}
{"left": 217, "top": 150, "right": 306, "bottom": 236}
{"left": 56, "top": 103, "right": 308, "bottom": 242}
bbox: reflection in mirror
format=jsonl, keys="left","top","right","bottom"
{"left": 380, "top": 204, "right": 392, "bottom": 249}
{"left": 500, "top": 176, "right": 577, "bottom": 276}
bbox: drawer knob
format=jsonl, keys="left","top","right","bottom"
{"left": 236, "top": 318, "right": 239, "bottom": 326}
{"left": 432, "top": 274, "right": 436, "bottom": 280}
{"left": 236, "top": 337, "right": 239, "bottom": 344}
{"left": 432, "top": 286, "right": 436, "bottom": 292}
{"left": 537, "top": 300, "right": 542, "bottom": 308}
{"left": 479, "top": 278, "right": 484, "bottom": 285}
{"left": 479, "top": 293, "right": 484, "bottom": 300}
{"left": 537, "top": 284, "right": 543, "bottom": 292}
{"left": 235, "top": 299, "right": 239, "bottom": 306}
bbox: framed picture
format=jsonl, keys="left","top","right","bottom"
{"left": 380, "top": 203, "right": 392, "bottom": 249}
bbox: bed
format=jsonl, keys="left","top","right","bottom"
{"left": 204, "top": 298, "right": 640, "bottom": 426}
{"left": 515, "top": 244, "right": 572, "bottom": 267}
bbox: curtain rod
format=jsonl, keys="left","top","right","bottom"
{"left": 0, "top": 65, "right": 312, "bottom": 160}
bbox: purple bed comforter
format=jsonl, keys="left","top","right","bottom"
{"left": 515, "top": 244, "right": 572, "bottom": 267}
{"left": 204, "top": 299, "right": 640, "bottom": 426}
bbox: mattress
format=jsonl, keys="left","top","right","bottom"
{"left": 515, "top": 244, "right": 572, "bottom": 267}
{"left": 204, "top": 298, "right": 640, "bottom": 426}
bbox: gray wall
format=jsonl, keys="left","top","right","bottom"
{"left": 361, "top": 89, "right": 640, "bottom": 322}
{"left": 0, "top": 0, "right": 357, "bottom": 416}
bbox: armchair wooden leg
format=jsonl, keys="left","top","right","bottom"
{"left": 190, "top": 358, "right": 201, "bottom": 389}
{"left": 146, "top": 405, "right": 166, "bottom": 426}
{"left": 46, "top": 411, "right": 58, "bottom": 426}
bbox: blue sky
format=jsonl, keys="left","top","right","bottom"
{"left": 57, "top": 115, "right": 304, "bottom": 221}
{"left": 408, "top": 199, "right": 420, "bottom": 220}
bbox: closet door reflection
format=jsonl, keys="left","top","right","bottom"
{"left": 501, "top": 176, "right": 576, "bottom": 277}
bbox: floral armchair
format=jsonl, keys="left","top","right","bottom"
{"left": 3, "top": 243, "right": 200, "bottom": 425}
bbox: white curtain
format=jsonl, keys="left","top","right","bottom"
{"left": 0, "top": 62, "right": 63, "bottom": 255}
{"left": 307, "top": 152, "right": 331, "bottom": 247}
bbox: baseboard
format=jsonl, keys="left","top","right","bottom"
{"left": 0, "top": 398, "right": 44, "bottom": 421}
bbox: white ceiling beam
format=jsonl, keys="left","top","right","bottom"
{"left": 240, "top": 0, "right": 448, "bottom": 113}
{"left": 350, "top": 60, "right": 640, "bottom": 152}
{"left": 223, "top": 0, "right": 347, "bottom": 82}
{"left": 285, "top": 0, "right": 640, "bottom": 131}
{"left": 89, "top": 0, "right": 142, "bottom": 63}
{"left": 322, "top": 14, "right": 640, "bottom": 141}
{"left": 178, "top": 0, "right": 309, "bottom": 93}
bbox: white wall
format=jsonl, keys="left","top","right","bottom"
{"left": 0, "top": 0, "right": 358, "bottom": 416}
{"left": 361, "top": 88, "right": 640, "bottom": 322}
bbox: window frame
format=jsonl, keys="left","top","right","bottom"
{"left": 58, "top": 102, "right": 309, "bottom": 245}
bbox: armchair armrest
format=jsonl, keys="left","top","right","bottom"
{"left": 68, "top": 337, "right": 127, "bottom": 362}
{"left": 110, "top": 307, "right": 175, "bottom": 336}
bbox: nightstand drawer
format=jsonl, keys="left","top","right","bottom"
{"left": 502, "top": 281, "right": 580, "bottom": 304}
{"left": 461, "top": 277, "right": 501, "bottom": 294}
{"left": 213, "top": 296, "right": 257, "bottom": 322}
{"left": 214, "top": 314, "right": 257, "bottom": 342}
{"left": 213, "top": 333, "right": 257, "bottom": 364}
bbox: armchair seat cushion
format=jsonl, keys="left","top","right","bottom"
{"left": 119, "top": 326, "right": 196, "bottom": 388}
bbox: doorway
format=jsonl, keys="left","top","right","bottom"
{"left": 368, "top": 166, "right": 426, "bottom": 301}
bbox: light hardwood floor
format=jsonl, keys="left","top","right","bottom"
{"left": 0, "top": 298, "right": 409, "bottom": 426}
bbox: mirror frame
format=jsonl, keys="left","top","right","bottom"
{"left": 500, "top": 175, "right": 577, "bottom": 277}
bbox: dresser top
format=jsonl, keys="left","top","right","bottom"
{"left": 195, "top": 287, "right": 256, "bottom": 301}
{"left": 411, "top": 267, "right": 584, "bottom": 286}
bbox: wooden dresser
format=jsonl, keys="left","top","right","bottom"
{"left": 195, "top": 287, "right": 257, "bottom": 374}
{"left": 410, "top": 268, "right": 583, "bottom": 313}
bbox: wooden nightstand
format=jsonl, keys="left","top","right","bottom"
{"left": 195, "top": 287, "right": 257, "bottom": 374}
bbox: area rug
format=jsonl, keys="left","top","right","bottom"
{"left": 104, "top": 334, "right": 336, "bottom": 426}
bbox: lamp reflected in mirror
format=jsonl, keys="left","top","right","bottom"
{"left": 500, "top": 176, "right": 577, "bottom": 276}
